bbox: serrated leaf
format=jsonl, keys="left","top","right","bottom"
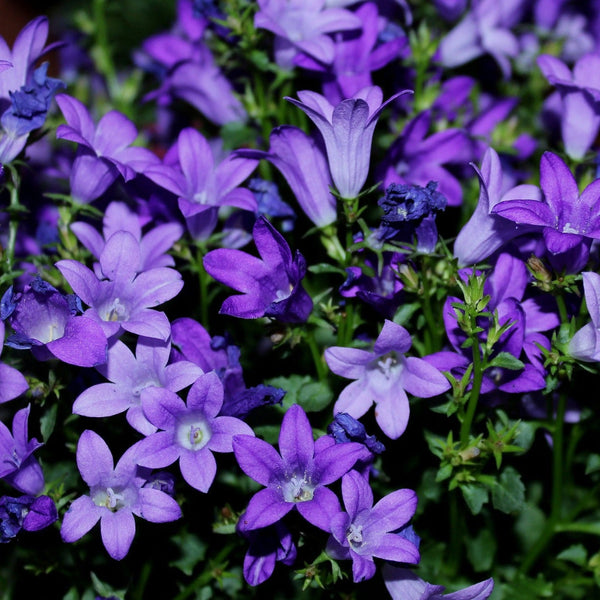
{"left": 461, "top": 483, "right": 489, "bottom": 514}
{"left": 492, "top": 467, "right": 525, "bottom": 514}
{"left": 487, "top": 352, "right": 524, "bottom": 371}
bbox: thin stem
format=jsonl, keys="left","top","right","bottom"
{"left": 459, "top": 335, "right": 484, "bottom": 447}
{"left": 306, "top": 329, "right": 326, "bottom": 382}
{"left": 196, "top": 247, "right": 209, "bottom": 327}
{"left": 551, "top": 391, "right": 567, "bottom": 521}
{"left": 555, "top": 293, "right": 568, "bottom": 324}
{"left": 419, "top": 257, "right": 438, "bottom": 354}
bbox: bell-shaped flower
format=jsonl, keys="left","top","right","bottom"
{"left": 570, "top": 272, "right": 600, "bottom": 362}
{"left": 60, "top": 430, "right": 182, "bottom": 560}
{"left": 203, "top": 217, "right": 312, "bottom": 323}
{"left": 326, "top": 470, "right": 419, "bottom": 582}
{"left": 0, "top": 320, "right": 28, "bottom": 404}
{"left": 286, "top": 86, "right": 411, "bottom": 199}
{"left": 0, "top": 405, "right": 44, "bottom": 495}
{"left": 56, "top": 231, "right": 183, "bottom": 341}
{"left": 233, "top": 404, "right": 364, "bottom": 532}
{"left": 135, "top": 372, "right": 254, "bottom": 492}
{"left": 325, "top": 320, "right": 450, "bottom": 439}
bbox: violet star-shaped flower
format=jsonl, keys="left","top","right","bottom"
{"left": 325, "top": 320, "right": 450, "bottom": 439}
{"left": 326, "top": 470, "right": 419, "bottom": 582}
{"left": 203, "top": 217, "right": 313, "bottom": 323}
{"left": 492, "top": 151, "right": 600, "bottom": 255}
{"left": 233, "top": 403, "right": 364, "bottom": 532}
{"left": 0, "top": 405, "right": 44, "bottom": 495}
{"left": 135, "top": 371, "right": 254, "bottom": 493}
{"left": 286, "top": 86, "right": 411, "bottom": 199}
{"left": 60, "top": 430, "right": 182, "bottom": 560}
{"left": 56, "top": 230, "right": 183, "bottom": 341}
{"left": 383, "top": 564, "right": 494, "bottom": 600}
{"left": 73, "top": 337, "right": 203, "bottom": 435}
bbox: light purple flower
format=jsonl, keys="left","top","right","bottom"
{"left": 492, "top": 151, "right": 600, "bottom": 255}
{"left": 233, "top": 403, "right": 364, "bottom": 532}
{"left": 286, "top": 86, "right": 411, "bottom": 199}
{"left": 325, "top": 320, "right": 450, "bottom": 439}
{"left": 135, "top": 371, "right": 253, "bottom": 492}
{"left": 537, "top": 53, "right": 600, "bottom": 159}
{"left": 71, "top": 201, "right": 183, "bottom": 272}
{"left": 0, "top": 320, "right": 28, "bottom": 404}
{"left": 383, "top": 564, "right": 494, "bottom": 600}
{"left": 61, "top": 430, "right": 182, "bottom": 560}
{"left": 56, "top": 231, "right": 183, "bottom": 341}
{"left": 570, "top": 272, "right": 600, "bottom": 362}
{"left": 73, "top": 337, "right": 203, "bottom": 435}
{"left": 0, "top": 405, "right": 44, "bottom": 495}
{"left": 55, "top": 94, "right": 160, "bottom": 202}
{"left": 143, "top": 127, "right": 257, "bottom": 240}
{"left": 203, "top": 217, "right": 313, "bottom": 323}
{"left": 255, "top": 0, "right": 362, "bottom": 68}
{"left": 454, "top": 147, "right": 542, "bottom": 266}
{"left": 326, "top": 470, "right": 419, "bottom": 582}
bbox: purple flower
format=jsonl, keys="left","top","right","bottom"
{"left": 135, "top": 372, "right": 254, "bottom": 492}
{"left": 454, "top": 147, "right": 542, "bottom": 266}
{"left": 55, "top": 94, "right": 160, "bottom": 202}
{"left": 56, "top": 231, "right": 183, "bottom": 341}
{"left": 5, "top": 278, "right": 108, "bottom": 367}
{"left": 73, "top": 337, "right": 203, "bottom": 435}
{"left": 203, "top": 217, "right": 313, "bottom": 323}
{"left": 71, "top": 201, "right": 183, "bottom": 272}
{"left": 237, "top": 126, "right": 336, "bottom": 228}
{"left": 233, "top": 404, "right": 364, "bottom": 532}
{"left": 0, "top": 320, "right": 28, "bottom": 404}
{"left": 325, "top": 320, "right": 450, "bottom": 439}
{"left": 286, "top": 86, "right": 410, "bottom": 199}
{"left": 570, "top": 272, "right": 600, "bottom": 361}
{"left": 0, "top": 494, "right": 57, "bottom": 543}
{"left": 255, "top": 0, "right": 362, "bottom": 68}
{"left": 143, "top": 127, "right": 257, "bottom": 240}
{"left": 326, "top": 470, "right": 419, "bottom": 582}
{"left": 537, "top": 53, "right": 600, "bottom": 159}
{"left": 383, "top": 564, "right": 494, "bottom": 600}
{"left": 492, "top": 152, "right": 600, "bottom": 256}
{"left": 241, "top": 522, "right": 297, "bottom": 586}
{"left": 60, "top": 430, "right": 182, "bottom": 560}
{"left": 0, "top": 405, "right": 44, "bottom": 495}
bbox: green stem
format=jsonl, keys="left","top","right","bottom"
{"left": 196, "top": 247, "right": 209, "bottom": 327}
{"left": 419, "top": 258, "right": 437, "bottom": 354}
{"left": 459, "top": 335, "right": 484, "bottom": 447}
{"left": 555, "top": 293, "right": 568, "bottom": 324}
{"left": 448, "top": 489, "right": 461, "bottom": 575}
{"left": 337, "top": 302, "right": 355, "bottom": 347}
{"left": 92, "top": 0, "right": 118, "bottom": 98}
{"left": 306, "top": 329, "right": 326, "bottom": 382}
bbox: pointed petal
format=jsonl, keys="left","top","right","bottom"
{"left": 100, "top": 509, "right": 136, "bottom": 560}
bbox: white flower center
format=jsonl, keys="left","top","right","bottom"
{"left": 93, "top": 486, "right": 126, "bottom": 512}
{"left": 346, "top": 523, "right": 364, "bottom": 548}
{"left": 176, "top": 415, "right": 211, "bottom": 451}
{"left": 282, "top": 473, "right": 314, "bottom": 503}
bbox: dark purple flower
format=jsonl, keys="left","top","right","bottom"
{"left": 325, "top": 320, "right": 450, "bottom": 439}
{"left": 61, "top": 430, "right": 182, "bottom": 560}
{"left": 0, "top": 405, "right": 44, "bottom": 495}
{"left": 326, "top": 470, "right": 419, "bottom": 582}
{"left": 0, "top": 494, "right": 57, "bottom": 543}
{"left": 233, "top": 404, "right": 364, "bottom": 532}
{"left": 136, "top": 372, "right": 254, "bottom": 492}
{"left": 203, "top": 217, "right": 313, "bottom": 323}
{"left": 328, "top": 413, "right": 385, "bottom": 456}
{"left": 6, "top": 278, "right": 108, "bottom": 367}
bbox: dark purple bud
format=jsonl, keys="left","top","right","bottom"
{"left": 328, "top": 413, "right": 385, "bottom": 454}
{"left": 221, "top": 384, "right": 285, "bottom": 419}
{"left": 1, "top": 287, "right": 16, "bottom": 321}
{"left": 379, "top": 181, "right": 446, "bottom": 224}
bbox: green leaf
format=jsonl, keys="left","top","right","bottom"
{"left": 170, "top": 532, "right": 208, "bottom": 576}
{"left": 307, "top": 263, "right": 346, "bottom": 276}
{"left": 557, "top": 544, "right": 588, "bottom": 567}
{"left": 90, "top": 572, "right": 127, "bottom": 600}
{"left": 40, "top": 404, "right": 58, "bottom": 443}
{"left": 487, "top": 352, "right": 524, "bottom": 371}
{"left": 491, "top": 467, "right": 525, "bottom": 514}
{"left": 586, "top": 454, "right": 600, "bottom": 475}
{"left": 461, "top": 483, "right": 489, "bottom": 515}
{"left": 466, "top": 528, "right": 496, "bottom": 571}
{"left": 267, "top": 375, "right": 333, "bottom": 412}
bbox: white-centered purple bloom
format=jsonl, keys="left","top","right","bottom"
{"left": 71, "top": 201, "right": 183, "bottom": 272}
{"left": 0, "top": 405, "right": 44, "bottom": 495}
{"left": 143, "top": 127, "right": 258, "bottom": 240}
{"left": 537, "top": 53, "right": 600, "bottom": 159}
{"left": 326, "top": 470, "right": 419, "bottom": 582}
{"left": 203, "top": 217, "right": 313, "bottom": 323}
{"left": 286, "top": 86, "right": 411, "bottom": 199}
{"left": 233, "top": 403, "right": 364, "bottom": 532}
{"left": 383, "top": 564, "right": 494, "bottom": 600}
{"left": 0, "top": 320, "right": 28, "bottom": 404}
{"left": 325, "top": 320, "right": 450, "bottom": 439}
{"left": 73, "top": 337, "right": 203, "bottom": 435}
{"left": 454, "top": 147, "right": 542, "bottom": 266}
{"left": 492, "top": 151, "right": 600, "bottom": 256}
{"left": 56, "top": 231, "right": 183, "bottom": 341}
{"left": 254, "top": 0, "right": 362, "bottom": 68}
{"left": 5, "top": 278, "right": 108, "bottom": 367}
{"left": 55, "top": 94, "right": 160, "bottom": 203}
{"left": 135, "top": 372, "right": 253, "bottom": 493}
{"left": 570, "top": 272, "right": 600, "bottom": 362}
{"left": 61, "top": 430, "right": 182, "bottom": 560}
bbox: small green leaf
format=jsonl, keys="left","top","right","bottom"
{"left": 557, "top": 544, "right": 588, "bottom": 567}
{"left": 491, "top": 467, "right": 525, "bottom": 514}
{"left": 586, "top": 454, "right": 600, "bottom": 475}
{"left": 466, "top": 528, "right": 496, "bottom": 571}
{"left": 170, "top": 532, "right": 207, "bottom": 576}
{"left": 40, "top": 404, "right": 58, "bottom": 443}
{"left": 461, "top": 483, "right": 489, "bottom": 515}
{"left": 487, "top": 352, "right": 524, "bottom": 371}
